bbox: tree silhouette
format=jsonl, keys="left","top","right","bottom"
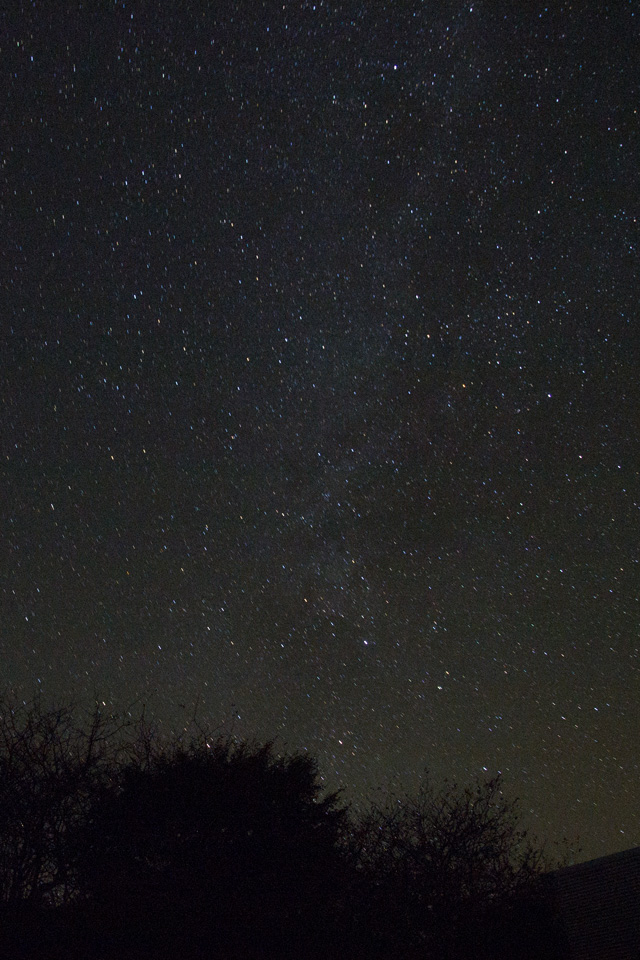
{"left": 0, "top": 698, "right": 147, "bottom": 959}
{"left": 0, "top": 698, "right": 131, "bottom": 910}
{"left": 70, "top": 737, "right": 352, "bottom": 959}
{"left": 349, "top": 773, "right": 565, "bottom": 960}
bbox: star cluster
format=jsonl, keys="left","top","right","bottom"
{"left": 2, "top": 1, "right": 639, "bottom": 860}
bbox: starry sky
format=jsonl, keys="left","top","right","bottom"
{"left": 2, "top": 1, "right": 639, "bottom": 861}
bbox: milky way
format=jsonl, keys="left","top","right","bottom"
{"left": 2, "top": 1, "right": 639, "bottom": 860}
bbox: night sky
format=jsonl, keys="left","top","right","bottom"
{"left": 2, "top": 1, "right": 639, "bottom": 862}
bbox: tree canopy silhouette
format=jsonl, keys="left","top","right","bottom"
{"left": 350, "top": 773, "right": 566, "bottom": 960}
{"left": 0, "top": 698, "right": 129, "bottom": 910}
{"left": 70, "top": 736, "right": 351, "bottom": 959}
